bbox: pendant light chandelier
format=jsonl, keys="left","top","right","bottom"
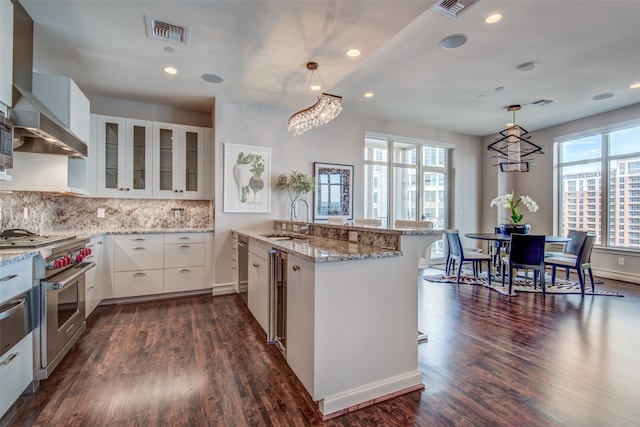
{"left": 487, "top": 105, "right": 543, "bottom": 172}
{"left": 288, "top": 62, "right": 343, "bottom": 137}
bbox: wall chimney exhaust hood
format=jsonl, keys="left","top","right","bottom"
{"left": 10, "top": 84, "right": 88, "bottom": 157}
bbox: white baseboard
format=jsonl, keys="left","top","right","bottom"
{"left": 212, "top": 281, "right": 237, "bottom": 296}
{"left": 593, "top": 268, "right": 640, "bottom": 284}
{"left": 319, "top": 370, "right": 424, "bottom": 419}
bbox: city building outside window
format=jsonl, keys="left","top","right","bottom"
{"left": 364, "top": 134, "right": 450, "bottom": 230}
{"left": 556, "top": 124, "right": 640, "bottom": 249}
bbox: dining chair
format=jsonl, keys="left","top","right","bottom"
{"left": 445, "top": 231, "right": 492, "bottom": 286}
{"left": 544, "top": 229, "right": 588, "bottom": 279}
{"left": 501, "top": 234, "right": 546, "bottom": 296}
{"left": 545, "top": 234, "right": 596, "bottom": 295}
{"left": 354, "top": 218, "right": 382, "bottom": 227}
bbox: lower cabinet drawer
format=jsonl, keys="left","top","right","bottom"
{"left": 115, "top": 244, "right": 163, "bottom": 272}
{"left": 0, "top": 332, "right": 34, "bottom": 418}
{"left": 164, "top": 266, "right": 206, "bottom": 293}
{"left": 0, "top": 257, "right": 32, "bottom": 302}
{"left": 164, "top": 243, "right": 205, "bottom": 269}
{"left": 114, "top": 269, "right": 164, "bottom": 298}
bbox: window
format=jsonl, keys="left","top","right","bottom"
{"left": 557, "top": 124, "right": 640, "bottom": 249}
{"left": 365, "top": 134, "right": 449, "bottom": 229}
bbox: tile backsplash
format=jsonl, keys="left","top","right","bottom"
{"left": 0, "top": 191, "right": 213, "bottom": 234}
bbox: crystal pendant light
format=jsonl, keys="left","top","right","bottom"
{"left": 288, "top": 62, "right": 343, "bottom": 137}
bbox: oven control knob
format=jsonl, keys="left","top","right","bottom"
{"left": 77, "top": 254, "right": 84, "bottom": 262}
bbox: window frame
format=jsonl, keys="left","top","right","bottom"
{"left": 555, "top": 122, "right": 640, "bottom": 251}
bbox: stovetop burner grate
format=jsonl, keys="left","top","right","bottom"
{"left": 0, "top": 229, "right": 76, "bottom": 249}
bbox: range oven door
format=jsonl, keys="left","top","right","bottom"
{"left": 39, "top": 261, "right": 94, "bottom": 378}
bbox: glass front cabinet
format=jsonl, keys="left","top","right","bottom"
{"left": 96, "top": 115, "right": 153, "bottom": 197}
{"left": 152, "top": 123, "right": 205, "bottom": 199}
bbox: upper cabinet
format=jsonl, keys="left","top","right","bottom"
{"left": 152, "top": 122, "right": 205, "bottom": 199}
{"left": 91, "top": 114, "right": 210, "bottom": 200}
{"left": 0, "top": 0, "right": 13, "bottom": 107}
{"left": 95, "top": 115, "right": 153, "bottom": 198}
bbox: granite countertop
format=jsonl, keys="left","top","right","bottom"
{"left": 235, "top": 229, "right": 402, "bottom": 263}
{"left": 0, "top": 228, "right": 214, "bottom": 266}
{"left": 276, "top": 220, "right": 444, "bottom": 235}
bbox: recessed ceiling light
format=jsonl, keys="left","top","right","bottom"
{"left": 485, "top": 13, "right": 502, "bottom": 24}
{"left": 163, "top": 66, "right": 178, "bottom": 75}
{"left": 310, "top": 84, "right": 322, "bottom": 91}
{"left": 592, "top": 93, "right": 614, "bottom": 101}
{"left": 202, "top": 73, "right": 223, "bottom": 83}
{"left": 631, "top": 82, "right": 640, "bottom": 89}
{"left": 346, "top": 48, "right": 361, "bottom": 57}
{"left": 164, "top": 46, "right": 176, "bottom": 53}
{"left": 440, "top": 33, "right": 468, "bottom": 49}
{"left": 364, "top": 92, "right": 374, "bottom": 98}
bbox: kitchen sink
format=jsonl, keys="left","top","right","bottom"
{"left": 261, "top": 233, "right": 308, "bottom": 241}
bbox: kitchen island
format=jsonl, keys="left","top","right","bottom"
{"left": 235, "top": 221, "right": 443, "bottom": 419}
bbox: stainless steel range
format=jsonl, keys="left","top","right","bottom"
{"left": 0, "top": 229, "right": 95, "bottom": 380}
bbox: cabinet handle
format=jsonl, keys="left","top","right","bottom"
{"left": 252, "top": 263, "right": 260, "bottom": 268}
{"left": 179, "top": 237, "right": 191, "bottom": 240}
{"left": 134, "top": 272, "right": 146, "bottom": 277}
{"left": 119, "top": 187, "right": 125, "bottom": 191}
{"left": 0, "top": 274, "right": 18, "bottom": 282}
{"left": 134, "top": 247, "right": 146, "bottom": 250}
{"left": 133, "top": 238, "right": 146, "bottom": 241}
{"left": 292, "top": 265, "right": 300, "bottom": 272}
{"left": 180, "top": 269, "right": 191, "bottom": 273}
{"left": 0, "top": 298, "right": 26, "bottom": 321}
{"left": 0, "top": 352, "right": 19, "bottom": 366}
{"left": 180, "top": 245, "right": 191, "bottom": 249}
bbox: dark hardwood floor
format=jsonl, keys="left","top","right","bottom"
{"left": 4, "top": 271, "right": 640, "bottom": 427}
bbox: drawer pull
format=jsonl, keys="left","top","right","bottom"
{"left": 0, "top": 298, "right": 26, "bottom": 321}
{"left": 252, "top": 263, "right": 260, "bottom": 268}
{"left": 0, "top": 274, "right": 18, "bottom": 282}
{"left": 180, "top": 269, "right": 191, "bottom": 273}
{"left": 180, "top": 245, "right": 191, "bottom": 249}
{"left": 179, "top": 237, "right": 190, "bottom": 240}
{"left": 133, "top": 238, "right": 146, "bottom": 241}
{"left": 134, "top": 247, "right": 146, "bottom": 250}
{"left": 292, "top": 265, "right": 300, "bottom": 272}
{"left": 133, "top": 272, "right": 147, "bottom": 277}
{"left": 0, "top": 352, "right": 19, "bottom": 366}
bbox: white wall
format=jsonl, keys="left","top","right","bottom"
{"left": 213, "top": 98, "right": 483, "bottom": 287}
{"left": 481, "top": 103, "right": 640, "bottom": 281}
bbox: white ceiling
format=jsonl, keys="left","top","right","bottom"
{"left": 19, "top": 0, "right": 640, "bottom": 137}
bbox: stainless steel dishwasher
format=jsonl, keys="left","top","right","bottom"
{"left": 267, "top": 248, "right": 287, "bottom": 356}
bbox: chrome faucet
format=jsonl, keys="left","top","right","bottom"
{"left": 292, "top": 198, "right": 311, "bottom": 236}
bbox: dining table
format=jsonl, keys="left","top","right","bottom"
{"left": 465, "top": 232, "right": 571, "bottom": 273}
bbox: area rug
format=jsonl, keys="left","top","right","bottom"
{"left": 424, "top": 271, "right": 624, "bottom": 297}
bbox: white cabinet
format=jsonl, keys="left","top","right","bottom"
{"left": 286, "top": 254, "right": 315, "bottom": 394}
{"left": 163, "top": 232, "right": 206, "bottom": 293}
{"left": 152, "top": 123, "right": 205, "bottom": 199}
{"left": 248, "top": 240, "right": 270, "bottom": 333}
{"left": 113, "top": 234, "right": 164, "bottom": 298}
{"left": 95, "top": 115, "right": 153, "bottom": 197}
{"left": 110, "top": 232, "right": 212, "bottom": 299}
{"left": 85, "top": 235, "right": 104, "bottom": 318}
{"left": 32, "top": 73, "right": 90, "bottom": 143}
{"left": 0, "top": 332, "right": 34, "bottom": 418}
{"left": 0, "top": 256, "right": 34, "bottom": 419}
{"left": 0, "top": 0, "right": 13, "bottom": 107}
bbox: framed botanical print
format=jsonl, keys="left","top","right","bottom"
{"left": 223, "top": 143, "right": 271, "bottom": 213}
{"left": 313, "top": 162, "right": 354, "bottom": 221}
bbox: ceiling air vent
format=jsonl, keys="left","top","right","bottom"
{"left": 530, "top": 99, "right": 555, "bottom": 107}
{"left": 145, "top": 15, "right": 191, "bottom": 46}
{"left": 431, "top": 0, "right": 484, "bottom": 19}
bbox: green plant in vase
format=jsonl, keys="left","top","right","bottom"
{"left": 491, "top": 192, "right": 538, "bottom": 234}
{"left": 275, "top": 171, "right": 315, "bottom": 219}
